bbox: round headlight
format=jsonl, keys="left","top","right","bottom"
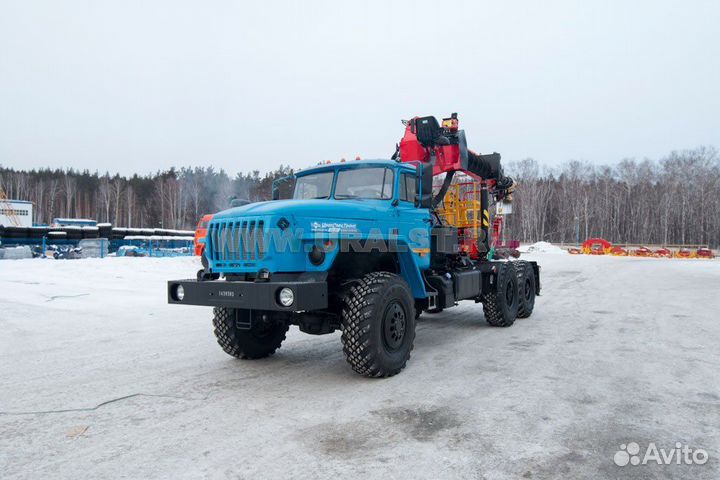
{"left": 175, "top": 284, "right": 185, "bottom": 301}
{"left": 278, "top": 287, "right": 294, "bottom": 307}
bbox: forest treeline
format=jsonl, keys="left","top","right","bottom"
{"left": 1, "top": 146, "right": 718, "bottom": 247}
{"left": 0, "top": 165, "right": 293, "bottom": 230}
{"left": 504, "top": 146, "right": 719, "bottom": 247}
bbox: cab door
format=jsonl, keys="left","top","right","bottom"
{"left": 392, "top": 170, "right": 431, "bottom": 273}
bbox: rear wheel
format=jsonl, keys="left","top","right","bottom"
{"left": 212, "top": 307, "right": 289, "bottom": 359}
{"left": 341, "top": 272, "right": 416, "bottom": 377}
{"left": 517, "top": 261, "right": 536, "bottom": 318}
{"left": 482, "top": 262, "right": 519, "bottom": 327}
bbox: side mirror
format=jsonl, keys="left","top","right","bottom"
{"left": 272, "top": 186, "right": 280, "bottom": 201}
{"left": 418, "top": 161, "right": 433, "bottom": 209}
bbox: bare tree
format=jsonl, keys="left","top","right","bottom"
{"left": 111, "top": 176, "right": 124, "bottom": 225}
{"left": 98, "top": 175, "right": 112, "bottom": 222}
{"left": 62, "top": 175, "right": 77, "bottom": 218}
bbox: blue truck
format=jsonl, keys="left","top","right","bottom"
{"left": 168, "top": 114, "right": 540, "bottom": 377}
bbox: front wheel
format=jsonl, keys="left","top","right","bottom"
{"left": 341, "top": 272, "right": 416, "bottom": 377}
{"left": 212, "top": 307, "right": 289, "bottom": 359}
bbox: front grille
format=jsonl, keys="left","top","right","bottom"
{"left": 208, "top": 219, "right": 266, "bottom": 263}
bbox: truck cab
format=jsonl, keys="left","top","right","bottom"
{"left": 199, "top": 160, "right": 431, "bottom": 298}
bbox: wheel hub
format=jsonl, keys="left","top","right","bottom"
{"left": 249, "top": 313, "right": 274, "bottom": 338}
{"left": 383, "top": 301, "right": 406, "bottom": 350}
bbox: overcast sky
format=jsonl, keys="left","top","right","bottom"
{"left": 1, "top": 0, "right": 718, "bottom": 176}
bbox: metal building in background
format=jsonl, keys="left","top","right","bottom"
{"left": 0, "top": 199, "right": 33, "bottom": 227}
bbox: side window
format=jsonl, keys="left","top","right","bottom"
{"left": 400, "top": 173, "right": 417, "bottom": 203}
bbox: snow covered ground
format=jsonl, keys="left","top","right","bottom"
{"left": 1, "top": 255, "right": 719, "bottom": 479}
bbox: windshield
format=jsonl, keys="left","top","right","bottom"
{"left": 293, "top": 172, "right": 333, "bottom": 199}
{"left": 335, "top": 167, "right": 394, "bottom": 200}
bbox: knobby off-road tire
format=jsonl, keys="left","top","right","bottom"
{"left": 212, "top": 307, "right": 289, "bottom": 359}
{"left": 482, "top": 262, "right": 519, "bottom": 327}
{"left": 341, "top": 272, "right": 416, "bottom": 377}
{"left": 516, "top": 261, "right": 536, "bottom": 318}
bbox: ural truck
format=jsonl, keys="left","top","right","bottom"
{"left": 168, "top": 114, "right": 540, "bottom": 377}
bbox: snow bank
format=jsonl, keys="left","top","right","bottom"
{"left": 518, "top": 241, "right": 568, "bottom": 254}
{"left": 0, "top": 245, "right": 33, "bottom": 259}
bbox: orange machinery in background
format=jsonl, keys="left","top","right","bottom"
{"left": 567, "top": 238, "right": 715, "bottom": 259}
{"left": 194, "top": 214, "right": 214, "bottom": 256}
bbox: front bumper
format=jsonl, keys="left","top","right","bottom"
{"left": 167, "top": 278, "right": 328, "bottom": 311}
